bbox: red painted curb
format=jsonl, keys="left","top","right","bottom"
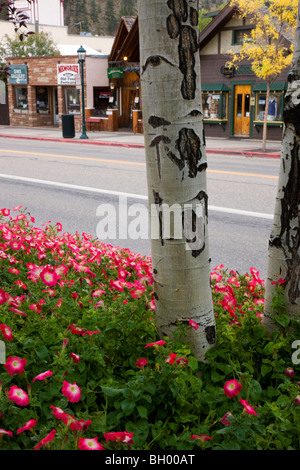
{"left": 0, "top": 134, "right": 281, "bottom": 157}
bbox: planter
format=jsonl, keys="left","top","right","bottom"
{"left": 14, "top": 109, "right": 28, "bottom": 114}
{"left": 39, "top": 110, "right": 49, "bottom": 114}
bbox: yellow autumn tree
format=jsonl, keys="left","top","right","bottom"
{"left": 229, "top": 0, "right": 297, "bottom": 151}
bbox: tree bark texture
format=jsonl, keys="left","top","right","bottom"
{"left": 263, "top": 3, "right": 300, "bottom": 334}
{"left": 138, "top": 0, "right": 216, "bottom": 361}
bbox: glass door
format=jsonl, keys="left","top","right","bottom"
{"left": 234, "top": 85, "right": 251, "bottom": 136}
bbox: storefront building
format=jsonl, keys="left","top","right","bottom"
{"left": 199, "top": 4, "right": 290, "bottom": 140}
{"left": 6, "top": 53, "right": 113, "bottom": 132}
{"left": 107, "top": 16, "right": 142, "bottom": 133}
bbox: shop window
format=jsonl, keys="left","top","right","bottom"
{"left": 232, "top": 29, "right": 252, "bottom": 45}
{"left": 202, "top": 92, "right": 228, "bottom": 120}
{"left": 255, "top": 93, "right": 282, "bottom": 122}
{"left": 65, "top": 88, "right": 80, "bottom": 114}
{"left": 14, "top": 87, "right": 28, "bottom": 111}
{"left": 36, "top": 87, "right": 49, "bottom": 113}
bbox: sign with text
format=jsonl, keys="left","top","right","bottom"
{"left": 9, "top": 65, "right": 28, "bottom": 85}
{"left": 57, "top": 64, "right": 80, "bottom": 85}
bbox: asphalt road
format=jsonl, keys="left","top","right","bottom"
{"left": 0, "top": 137, "right": 280, "bottom": 280}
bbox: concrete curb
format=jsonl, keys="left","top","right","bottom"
{"left": 0, "top": 133, "right": 281, "bottom": 158}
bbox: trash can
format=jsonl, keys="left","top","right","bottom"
{"left": 62, "top": 114, "right": 75, "bottom": 138}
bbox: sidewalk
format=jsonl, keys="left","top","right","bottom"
{"left": 0, "top": 125, "right": 282, "bottom": 158}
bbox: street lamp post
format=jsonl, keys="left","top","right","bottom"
{"left": 77, "top": 45, "right": 88, "bottom": 140}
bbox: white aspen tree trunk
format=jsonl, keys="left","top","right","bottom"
{"left": 263, "top": 4, "right": 300, "bottom": 334}
{"left": 137, "top": 0, "right": 216, "bottom": 361}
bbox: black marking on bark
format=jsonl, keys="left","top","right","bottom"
{"left": 182, "top": 208, "right": 205, "bottom": 258}
{"left": 154, "top": 292, "right": 159, "bottom": 301}
{"left": 148, "top": 116, "right": 171, "bottom": 129}
{"left": 175, "top": 128, "right": 202, "bottom": 178}
{"left": 205, "top": 325, "right": 216, "bottom": 344}
{"left": 284, "top": 92, "right": 300, "bottom": 135}
{"left": 167, "top": 13, "right": 180, "bottom": 39}
{"left": 166, "top": 0, "right": 198, "bottom": 101}
{"left": 150, "top": 135, "right": 171, "bottom": 179}
{"left": 167, "top": 0, "right": 188, "bottom": 22}
{"left": 153, "top": 268, "right": 158, "bottom": 275}
{"left": 269, "top": 236, "right": 282, "bottom": 249}
{"left": 190, "top": 7, "right": 199, "bottom": 26}
{"left": 195, "top": 191, "right": 209, "bottom": 217}
{"left": 153, "top": 190, "right": 164, "bottom": 246}
{"left": 142, "top": 55, "right": 176, "bottom": 74}
{"left": 189, "top": 109, "right": 202, "bottom": 117}
{"left": 179, "top": 26, "right": 198, "bottom": 100}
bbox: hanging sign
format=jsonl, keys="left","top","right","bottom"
{"left": 57, "top": 64, "right": 80, "bottom": 85}
{"left": 9, "top": 65, "right": 28, "bottom": 84}
{"left": 107, "top": 67, "right": 124, "bottom": 79}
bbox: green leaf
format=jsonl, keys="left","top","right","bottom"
{"left": 275, "top": 314, "right": 290, "bottom": 328}
{"left": 137, "top": 405, "right": 148, "bottom": 419}
{"left": 276, "top": 395, "right": 291, "bottom": 405}
{"left": 101, "top": 386, "right": 124, "bottom": 397}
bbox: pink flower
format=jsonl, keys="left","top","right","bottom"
{"left": 188, "top": 319, "right": 199, "bottom": 330}
{"left": 32, "top": 370, "right": 53, "bottom": 382}
{"left": 70, "top": 323, "right": 85, "bottom": 335}
{"left": 0, "top": 324, "right": 13, "bottom": 341}
{"left": 34, "top": 429, "right": 56, "bottom": 450}
{"left": 0, "top": 289, "right": 7, "bottom": 305}
{"left": 70, "top": 353, "right": 80, "bottom": 363}
{"left": 223, "top": 379, "right": 242, "bottom": 398}
{"left": 285, "top": 367, "right": 294, "bottom": 377}
{"left": 8, "top": 386, "right": 30, "bottom": 406}
{"left": 0, "top": 428, "right": 13, "bottom": 438}
{"left": 144, "top": 340, "right": 165, "bottom": 348}
{"left": 61, "top": 380, "right": 81, "bottom": 403}
{"left": 222, "top": 412, "right": 232, "bottom": 426}
{"left": 166, "top": 353, "right": 177, "bottom": 364}
{"left": 1, "top": 208, "right": 10, "bottom": 216}
{"left": 4, "top": 356, "right": 27, "bottom": 375}
{"left": 190, "top": 434, "right": 212, "bottom": 442}
{"left": 17, "top": 419, "right": 37, "bottom": 434}
{"left": 239, "top": 398, "right": 257, "bottom": 416}
{"left": 104, "top": 431, "right": 134, "bottom": 445}
{"left": 176, "top": 357, "right": 189, "bottom": 367}
{"left": 78, "top": 437, "right": 104, "bottom": 450}
{"left": 294, "top": 396, "right": 300, "bottom": 405}
{"left": 40, "top": 266, "right": 58, "bottom": 287}
{"left": 135, "top": 358, "right": 148, "bottom": 369}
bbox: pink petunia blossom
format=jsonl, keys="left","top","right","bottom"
{"left": 0, "top": 428, "right": 13, "bottom": 438}
{"left": 78, "top": 437, "right": 104, "bottom": 450}
{"left": 222, "top": 412, "right": 233, "bottom": 426}
{"left": 285, "top": 367, "right": 295, "bottom": 377}
{"left": 191, "top": 434, "right": 212, "bottom": 442}
{"left": 32, "top": 370, "right": 53, "bottom": 382}
{"left": 33, "top": 429, "right": 56, "bottom": 450}
{"left": 8, "top": 386, "right": 30, "bottom": 406}
{"left": 176, "top": 357, "right": 189, "bottom": 367}
{"left": 223, "top": 379, "right": 242, "bottom": 398}
{"left": 166, "top": 353, "right": 177, "bottom": 364}
{"left": 144, "top": 340, "right": 165, "bottom": 348}
{"left": 135, "top": 358, "right": 148, "bottom": 369}
{"left": 17, "top": 419, "right": 37, "bottom": 434}
{"left": 40, "top": 266, "right": 58, "bottom": 287}
{"left": 0, "top": 324, "right": 13, "bottom": 341}
{"left": 188, "top": 319, "right": 199, "bottom": 330}
{"left": 61, "top": 380, "right": 82, "bottom": 403}
{"left": 104, "top": 431, "right": 134, "bottom": 445}
{"left": 4, "top": 356, "right": 27, "bottom": 375}
{"left": 70, "top": 353, "right": 80, "bottom": 363}
{"left": 239, "top": 398, "right": 257, "bottom": 416}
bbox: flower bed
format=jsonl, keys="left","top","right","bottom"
{"left": 0, "top": 207, "right": 299, "bottom": 450}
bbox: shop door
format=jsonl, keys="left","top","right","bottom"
{"left": 234, "top": 85, "right": 251, "bottom": 136}
{"left": 52, "top": 88, "right": 59, "bottom": 125}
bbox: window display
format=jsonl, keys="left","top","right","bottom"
{"left": 255, "top": 93, "right": 282, "bottom": 122}
{"left": 36, "top": 87, "right": 49, "bottom": 113}
{"left": 65, "top": 88, "right": 80, "bottom": 114}
{"left": 15, "top": 87, "right": 28, "bottom": 111}
{"left": 202, "top": 92, "right": 227, "bottom": 120}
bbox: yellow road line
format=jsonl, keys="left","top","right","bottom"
{"left": 0, "top": 148, "right": 278, "bottom": 179}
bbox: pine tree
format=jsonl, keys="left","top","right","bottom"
{"left": 105, "top": 0, "right": 118, "bottom": 35}
{"left": 120, "top": 0, "right": 135, "bottom": 16}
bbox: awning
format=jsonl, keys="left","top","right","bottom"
{"left": 201, "top": 83, "right": 230, "bottom": 93}
{"left": 253, "top": 82, "right": 287, "bottom": 92}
